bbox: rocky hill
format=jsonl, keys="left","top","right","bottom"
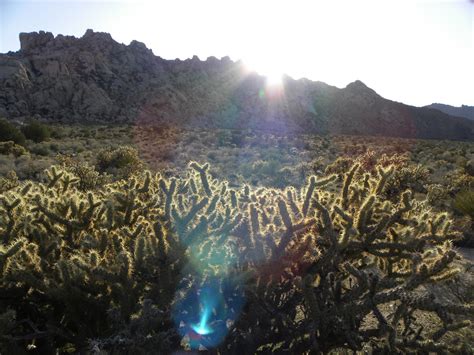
{"left": 425, "top": 103, "right": 474, "bottom": 121}
{"left": 1, "top": 30, "right": 473, "bottom": 140}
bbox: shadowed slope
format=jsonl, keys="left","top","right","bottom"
{"left": 0, "top": 30, "right": 473, "bottom": 140}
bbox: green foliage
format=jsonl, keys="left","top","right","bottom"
{"left": 219, "top": 103, "right": 239, "bottom": 128}
{"left": 0, "top": 161, "right": 471, "bottom": 353}
{"left": 21, "top": 120, "right": 51, "bottom": 143}
{"left": 96, "top": 146, "right": 144, "bottom": 178}
{"left": 0, "top": 119, "right": 26, "bottom": 146}
{"left": 0, "top": 141, "right": 28, "bottom": 157}
{"left": 454, "top": 190, "right": 474, "bottom": 218}
{"left": 452, "top": 185, "right": 474, "bottom": 244}
{"left": 49, "top": 125, "right": 66, "bottom": 139}
{"left": 29, "top": 142, "right": 50, "bottom": 156}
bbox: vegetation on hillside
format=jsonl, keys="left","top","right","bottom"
{"left": 0, "top": 119, "right": 26, "bottom": 146}
{"left": 0, "top": 122, "right": 473, "bottom": 352}
{"left": 1, "top": 123, "right": 471, "bottom": 244}
{"left": 21, "top": 120, "right": 51, "bottom": 143}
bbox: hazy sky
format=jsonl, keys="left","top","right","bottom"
{"left": 1, "top": 0, "right": 473, "bottom": 106}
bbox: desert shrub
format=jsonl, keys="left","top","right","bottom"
{"left": 206, "top": 151, "right": 218, "bottom": 161}
{"left": 453, "top": 190, "right": 474, "bottom": 247}
{"left": 29, "top": 143, "right": 50, "bottom": 156}
{"left": 320, "top": 138, "right": 330, "bottom": 149}
{"left": 75, "top": 145, "right": 85, "bottom": 153}
{"left": 453, "top": 215, "right": 474, "bottom": 248}
{"left": 230, "top": 131, "right": 245, "bottom": 147}
{"left": 13, "top": 156, "right": 52, "bottom": 180}
{"left": 0, "top": 156, "right": 15, "bottom": 176}
{"left": 447, "top": 170, "right": 474, "bottom": 195}
{"left": 0, "top": 141, "right": 28, "bottom": 157}
{"left": 58, "top": 155, "right": 110, "bottom": 191}
{"left": 295, "top": 161, "right": 314, "bottom": 182}
{"left": 21, "top": 120, "right": 51, "bottom": 143}
{"left": 355, "top": 149, "right": 378, "bottom": 171}
{"left": 455, "top": 156, "right": 468, "bottom": 170}
{"left": 0, "top": 170, "right": 19, "bottom": 193}
{"left": 248, "top": 159, "right": 298, "bottom": 188}
{"left": 0, "top": 119, "right": 26, "bottom": 146}
{"left": 426, "top": 184, "right": 450, "bottom": 208}
{"left": 356, "top": 151, "right": 409, "bottom": 175}
{"left": 79, "top": 127, "right": 94, "bottom": 138}
{"left": 0, "top": 162, "right": 471, "bottom": 353}
{"left": 216, "top": 130, "right": 232, "bottom": 147}
{"left": 270, "top": 166, "right": 294, "bottom": 188}
{"left": 454, "top": 190, "right": 474, "bottom": 218}
{"left": 464, "top": 159, "right": 474, "bottom": 176}
{"left": 49, "top": 125, "right": 66, "bottom": 139}
{"left": 377, "top": 152, "right": 409, "bottom": 169}
{"left": 310, "top": 157, "right": 325, "bottom": 174}
{"left": 96, "top": 146, "right": 144, "bottom": 178}
{"left": 384, "top": 163, "right": 430, "bottom": 199}
{"left": 252, "top": 159, "right": 280, "bottom": 177}
{"left": 49, "top": 143, "right": 60, "bottom": 153}
{"left": 434, "top": 159, "right": 449, "bottom": 169}
{"left": 324, "top": 156, "right": 354, "bottom": 176}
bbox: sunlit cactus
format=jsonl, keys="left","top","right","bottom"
{"left": 0, "top": 161, "right": 472, "bottom": 353}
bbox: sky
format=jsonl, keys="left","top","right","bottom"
{"left": 0, "top": 0, "right": 473, "bottom": 107}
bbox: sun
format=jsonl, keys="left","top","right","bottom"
{"left": 243, "top": 58, "right": 284, "bottom": 87}
{"left": 265, "top": 70, "right": 283, "bottom": 86}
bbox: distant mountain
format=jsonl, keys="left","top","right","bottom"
{"left": 425, "top": 103, "right": 474, "bottom": 121}
{"left": 0, "top": 30, "right": 473, "bottom": 140}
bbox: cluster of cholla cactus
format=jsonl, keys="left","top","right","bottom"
{"left": 0, "top": 141, "right": 28, "bottom": 157}
{"left": 0, "top": 161, "right": 472, "bottom": 353}
{"left": 0, "top": 171, "right": 19, "bottom": 193}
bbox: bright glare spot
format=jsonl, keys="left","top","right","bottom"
{"left": 243, "top": 57, "right": 284, "bottom": 87}
{"left": 265, "top": 71, "right": 283, "bottom": 86}
{"left": 191, "top": 307, "right": 213, "bottom": 335}
{"left": 191, "top": 322, "right": 213, "bottom": 335}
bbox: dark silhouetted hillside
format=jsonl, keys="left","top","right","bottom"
{"left": 425, "top": 103, "right": 474, "bottom": 121}
{"left": 0, "top": 30, "right": 473, "bottom": 140}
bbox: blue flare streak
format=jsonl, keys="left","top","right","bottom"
{"left": 191, "top": 306, "right": 214, "bottom": 335}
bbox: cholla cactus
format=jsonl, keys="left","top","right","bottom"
{"left": 221, "top": 164, "right": 471, "bottom": 353}
{"left": 0, "top": 171, "right": 19, "bottom": 193}
{"left": 0, "top": 141, "right": 28, "bottom": 157}
{"left": 426, "top": 183, "right": 450, "bottom": 208}
{"left": 0, "top": 161, "right": 471, "bottom": 353}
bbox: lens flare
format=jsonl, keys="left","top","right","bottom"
{"left": 173, "top": 277, "right": 245, "bottom": 350}
{"left": 191, "top": 307, "right": 214, "bottom": 335}
{"left": 265, "top": 71, "right": 283, "bottom": 86}
{"left": 243, "top": 57, "right": 284, "bottom": 88}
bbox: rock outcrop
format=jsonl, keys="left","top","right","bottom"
{"left": 1, "top": 30, "right": 473, "bottom": 140}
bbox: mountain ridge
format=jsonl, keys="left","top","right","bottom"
{"left": 0, "top": 30, "right": 473, "bottom": 141}
{"left": 425, "top": 103, "right": 474, "bottom": 121}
